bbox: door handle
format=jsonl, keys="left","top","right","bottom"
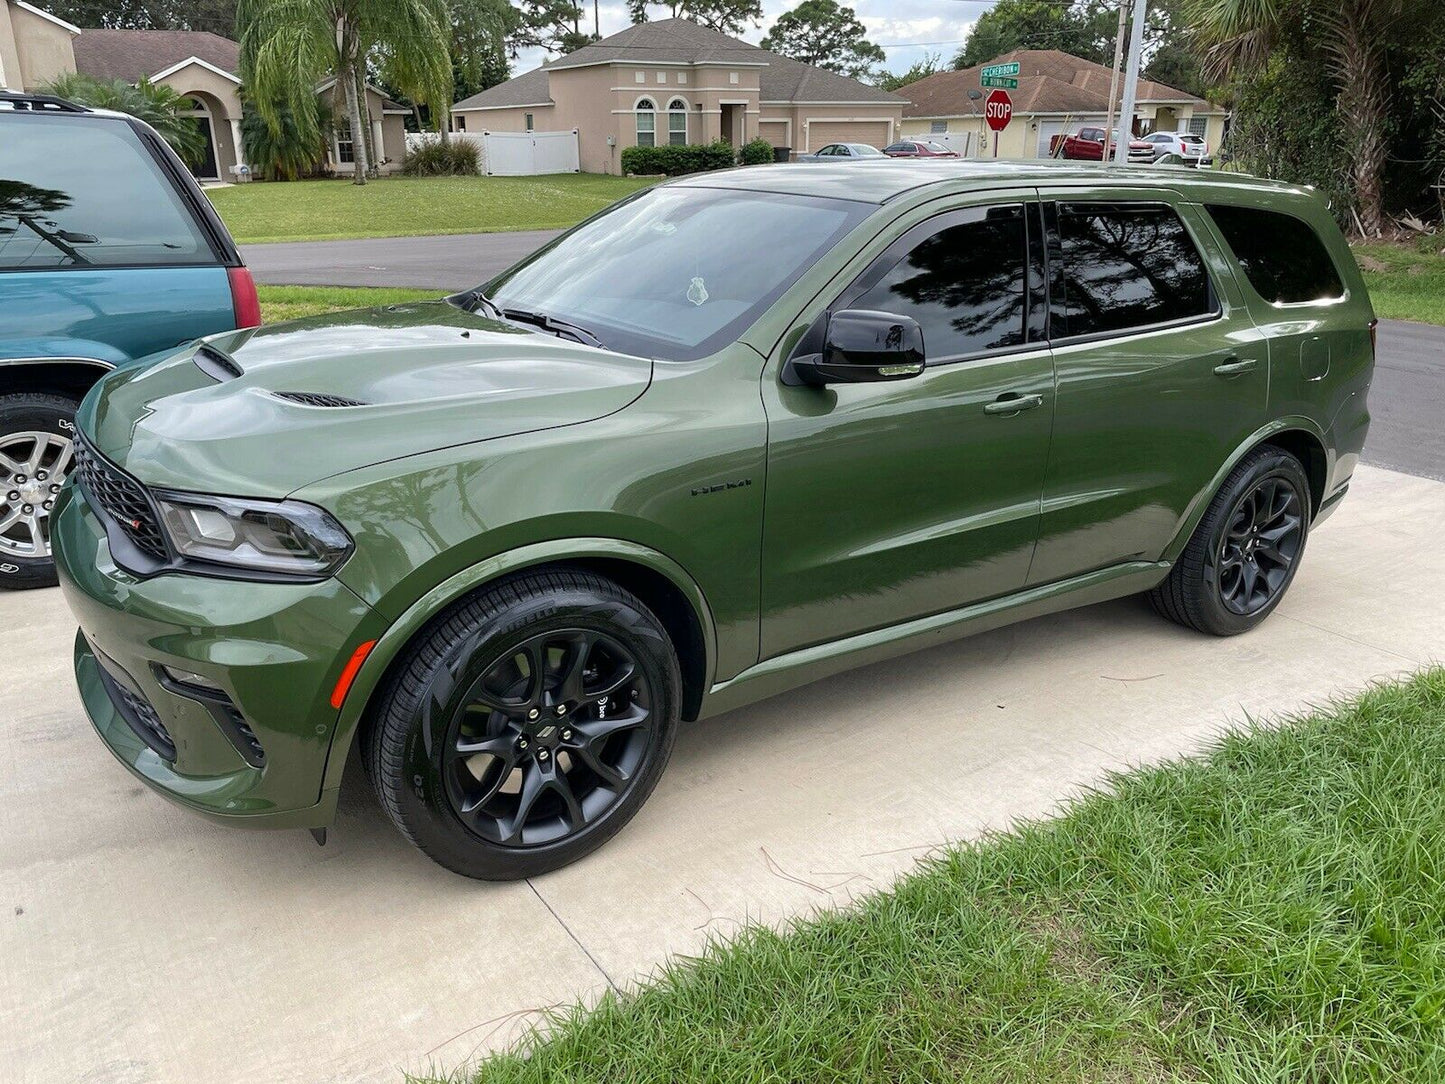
{"left": 1212, "top": 357, "right": 1257, "bottom": 377}
{"left": 984, "top": 393, "right": 1044, "bottom": 415}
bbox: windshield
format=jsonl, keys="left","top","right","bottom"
{"left": 483, "top": 185, "right": 872, "bottom": 361}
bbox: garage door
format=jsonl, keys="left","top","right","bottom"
{"left": 805, "top": 120, "right": 891, "bottom": 152}
{"left": 1037, "top": 116, "right": 1106, "bottom": 157}
{"left": 758, "top": 120, "right": 789, "bottom": 149}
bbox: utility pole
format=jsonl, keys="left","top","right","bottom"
{"left": 1112, "top": 0, "right": 1148, "bottom": 165}
{"left": 1101, "top": 1, "right": 1127, "bottom": 165}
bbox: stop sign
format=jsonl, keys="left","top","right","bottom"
{"left": 985, "top": 89, "right": 1012, "bottom": 132}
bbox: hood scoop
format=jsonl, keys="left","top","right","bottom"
{"left": 270, "top": 391, "right": 370, "bottom": 408}
{"left": 194, "top": 345, "right": 243, "bottom": 382}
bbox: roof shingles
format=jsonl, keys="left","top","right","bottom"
{"left": 72, "top": 28, "right": 239, "bottom": 83}
{"left": 455, "top": 18, "right": 902, "bottom": 111}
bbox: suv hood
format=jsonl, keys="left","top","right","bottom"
{"left": 79, "top": 301, "right": 653, "bottom": 496}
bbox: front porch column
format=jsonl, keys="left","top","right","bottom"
{"left": 372, "top": 119, "right": 385, "bottom": 167}
{"left": 230, "top": 118, "right": 246, "bottom": 168}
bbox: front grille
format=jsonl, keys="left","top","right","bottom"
{"left": 271, "top": 391, "right": 369, "bottom": 408}
{"left": 73, "top": 434, "right": 169, "bottom": 562}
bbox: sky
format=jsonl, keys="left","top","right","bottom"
{"left": 510, "top": 0, "right": 1000, "bottom": 80}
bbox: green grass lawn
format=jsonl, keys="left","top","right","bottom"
{"left": 256, "top": 285, "right": 437, "bottom": 323}
{"left": 208, "top": 174, "right": 655, "bottom": 245}
{"left": 1355, "top": 240, "right": 1445, "bottom": 325}
{"left": 421, "top": 669, "right": 1445, "bottom": 1084}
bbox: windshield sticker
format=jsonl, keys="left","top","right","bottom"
{"left": 687, "top": 277, "right": 709, "bottom": 306}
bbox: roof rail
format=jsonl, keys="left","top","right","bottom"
{"left": 0, "top": 90, "right": 90, "bottom": 113}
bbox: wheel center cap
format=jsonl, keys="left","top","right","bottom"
{"left": 17, "top": 480, "right": 45, "bottom": 507}
{"left": 529, "top": 722, "right": 563, "bottom": 750}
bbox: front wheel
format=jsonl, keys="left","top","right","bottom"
{"left": 0, "top": 393, "right": 79, "bottom": 590}
{"left": 364, "top": 569, "right": 682, "bottom": 880}
{"left": 1150, "top": 446, "right": 1311, "bottom": 636}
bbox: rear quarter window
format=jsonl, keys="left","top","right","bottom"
{"left": 1204, "top": 204, "right": 1344, "bottom": 305}
{"left": 0, "top": 115, "right": 216, "bottom": 270}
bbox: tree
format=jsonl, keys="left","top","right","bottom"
{"left": 878, "top": 52, "right": 941, "bottom": 92}
{"left": 238, "top": 0, "right": 452, "bottom": 184}
{"left": 513, "top": 0, "right": 592, "bottom": 54}
{"left": 1188, "top": 0, "right": 1432, "bottom": 235}
{"left": 760, "top": 0, "right": 885, "bottom": 82}
{"left": 450, "top": 0, "right": 516, "bottom": 102}
{"left": 42, "top": 0, "right": 236, "bottom": 35}
{"left": 954, "top": 0, "right": 1114, "bottom": 69}
{"left": 42, "top": 72, "right": 206, "bottom": 164}
{"left": 626, "top": 0, "right": 762, "bottom": 35}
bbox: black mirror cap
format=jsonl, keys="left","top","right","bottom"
{"left": 795, "top": 309, "right": 924, "bottom": 386}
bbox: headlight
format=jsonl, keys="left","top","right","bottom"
{"left": 154, "top": 492, "right": 353, "bottom": 578}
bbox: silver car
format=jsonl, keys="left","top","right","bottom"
{"left": 1142, "top": 131, "right": 1213, "bottom": 166}
{"left": 796, "top": 142, "right": 888, "bottom": 163}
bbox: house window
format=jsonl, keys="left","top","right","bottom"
{"left": 336, "top": 120, "right": 354, "bottom": 164}
{"left": 525, "top": 112, "right": 534, "bottom": 132}
{"left": 677, "top": 72, "right": 688, "bottom": 84}
{"left": 455, "top": 115, "right": 466, "bottom": 132}
{"left": 930, "top": 120, "right": 947, "bottom": 134}
{"left": 635, "top": 71, "right": 645, "bottom": 83}
{"left": 729, "top": 72, "right": 739, "bottom": 84}
{"left": 668, "top": 98, "right": 687, "bottom": 145}
{"left": 656, "top": 71, "right": 666, "bottom": 83}
{"left": 636, "top": 98, "right": 656, "bottom": 147}
{"left": 1187, "top": 116, "right": 1208, "bottom": 137}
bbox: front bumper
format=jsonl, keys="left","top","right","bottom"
{"left": 53, "top": 484, "right": 386, "bottom": 828}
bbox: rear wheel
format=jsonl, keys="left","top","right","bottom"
{"left": 364, "top": 569, "right": 681, "bottom": 880}
{"left": 1150, "top": 446, "right": 1310, "bottom": 636}
{"left": 0, "top": 393, "right": 79, "bottom": 590}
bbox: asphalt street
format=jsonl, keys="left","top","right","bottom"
{"left": 245, "top": 232, "right": 1445, "bottom": 482}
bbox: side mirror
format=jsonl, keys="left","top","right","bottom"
{"left": 785, "top": 309, "right": 925, "bottom": 387}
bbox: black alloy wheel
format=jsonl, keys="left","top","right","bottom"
{"left": 366, "top": 568, "right": 681, "bottom": 880}
{"left": 442, "top": 628, "right": 654, "bottom": 848}
{"left": 1216, "top": 475, "right": 1304, "bottom": 616}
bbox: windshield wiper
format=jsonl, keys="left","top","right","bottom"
{"left": 499, "top": 307, "right": 605, "bottom": 349}
{"left": 450, "top": 287, "right": 503, "bottom": 319}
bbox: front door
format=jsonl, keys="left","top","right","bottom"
{"left": 760, "top": 201, "right": 1055, "bottom": 659}
{"left": 1027, "top": 192, "right": 1269, "bottom": 585}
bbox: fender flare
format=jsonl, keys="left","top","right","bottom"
{"left": 319, "top": 537, "right": 719, "bottom": 795}
{"left": 1160, "top": 415, "right": 1330, "bottom": 564}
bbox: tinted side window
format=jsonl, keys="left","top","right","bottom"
{"left": 0, "top": 115, "right": 215, "bottom": 270}
{"left": 1205, "top": 204, "right": 1344, "bottom": 304}
{"left": 1051, "top": 202, "right": 1215, "bottom": 338}
{"left": 850, "top": 204, "right": 1027, "bottom": 360}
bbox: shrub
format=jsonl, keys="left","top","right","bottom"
{"left": 240, "top": 95, "right": 330, "bottom": 181}
{"left": 621, "top": 139, "right": 736, "bottom": 176}
{"left": 401, "top": 137, "right": 482, "bottom": 176}
{"left": 738, "top": 137, "right": 775, "bottom": 166}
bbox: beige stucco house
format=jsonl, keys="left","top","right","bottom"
{"left": 453, "top": 18, "right": 906, "bottom": 174}
{"left": 1, "top": 3, "right": 407, "bottom": 180}
{"left": 899, "top": 49, "right": 1228, "bottom": 160}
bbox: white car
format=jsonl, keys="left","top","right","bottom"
{"left": 796, "top": 143, "right": 888, "bottom": 163}
{"left": 1141, "top": 131, "right": 1212, "bottom": 166}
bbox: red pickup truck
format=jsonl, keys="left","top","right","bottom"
{"left": 1052, "top": 126, "right": 1153, "bottom": 164}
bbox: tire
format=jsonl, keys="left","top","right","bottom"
{"left": 1149, "top": 446, "right": 1311, "bottom": 636}
{"left": 364, "top": 568, "right": 682, "bottom": 880}
{"left": 0, "top": 392, "right": 80, "bottom": 591}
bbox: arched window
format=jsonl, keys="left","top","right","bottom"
{"left": 635, "top": 98, "right": 656, "bottom": 147}
{"left": 667, "top": 98, "right": 688, "bottom": 146}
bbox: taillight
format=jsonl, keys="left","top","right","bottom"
{"left": 228, "top": 265, "right": 262, "bottom": 329}
{"left": 1369, "top": 318, "right": 1378, "bottom": 360}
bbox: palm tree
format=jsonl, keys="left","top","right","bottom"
{"left": 43, "top": 73, "right": 208, "bottom": 166}
{"left": 1190, "top": 0, "right": 1423, "bottom": 235}
{"left": 237, "top": 0, "right": 452, "bottom": 185}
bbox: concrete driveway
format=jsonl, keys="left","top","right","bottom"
{"left": 4, "top": 462, "right": 1442, "bottom": 1083}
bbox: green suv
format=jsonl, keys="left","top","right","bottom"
{"left": 53, "top": 162, "right": 1374, "bottom": 879}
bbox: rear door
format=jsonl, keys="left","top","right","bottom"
{"left": 0, "top": 111, "right": 237, "bottom": 367}
{"left": 760, "top": 197, "right": 1054, "bottom": 658}
{"left": 1027, "top": 189, "right": 1269, "bottom": 585}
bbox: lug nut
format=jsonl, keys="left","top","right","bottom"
{"left": 49, "top": 484, "right": 60, "bottom": 493}
{"left": 519, "top": 739, "right": 529, "bottom": 749}
{"left": 22, "top": 505, "right": 33, "bottom": 515}
{"left": 527, "top": 708, "right": 539, "bottom": 720}
{"left": 555, "top": 704, "right": 567, "bottom": 716}
{"left": 35, "top": 471, "right": 46, "bottom": 481}
{"left": 43, "top": 500, "right": 52, "bottom": 510}
{"left": 561, "top": 729, "right": 572, "bottom": 741}
{"left": 13, "top": 474, "right": 24, "bottom": 484}
{"left": 537, "top": 749, "right": 549, "bottom": 760}
{"left": 6, "top": 492, "right": 16, "bottom": 502}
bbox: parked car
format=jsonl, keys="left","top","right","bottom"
{"left": 0, "top": 91, "right": 259, "bottom": 590}
{"left": 1140, "top": 131, "right": 1212, "bottom": 165}
{"left": 883, "top": 140, "right": 959, "bottom": 158}
{"left": 1054, "top": 126, "right": 1154, "bottom": 163}
{"left": 796, "top": 142, "right": 887, "bottom": 162}
{"left": 54, "top": 164, "right": 1374, "bottom": 880}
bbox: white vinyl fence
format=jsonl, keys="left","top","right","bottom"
{"left": 478, "top": 130, "right": 580, "bottom": 176}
